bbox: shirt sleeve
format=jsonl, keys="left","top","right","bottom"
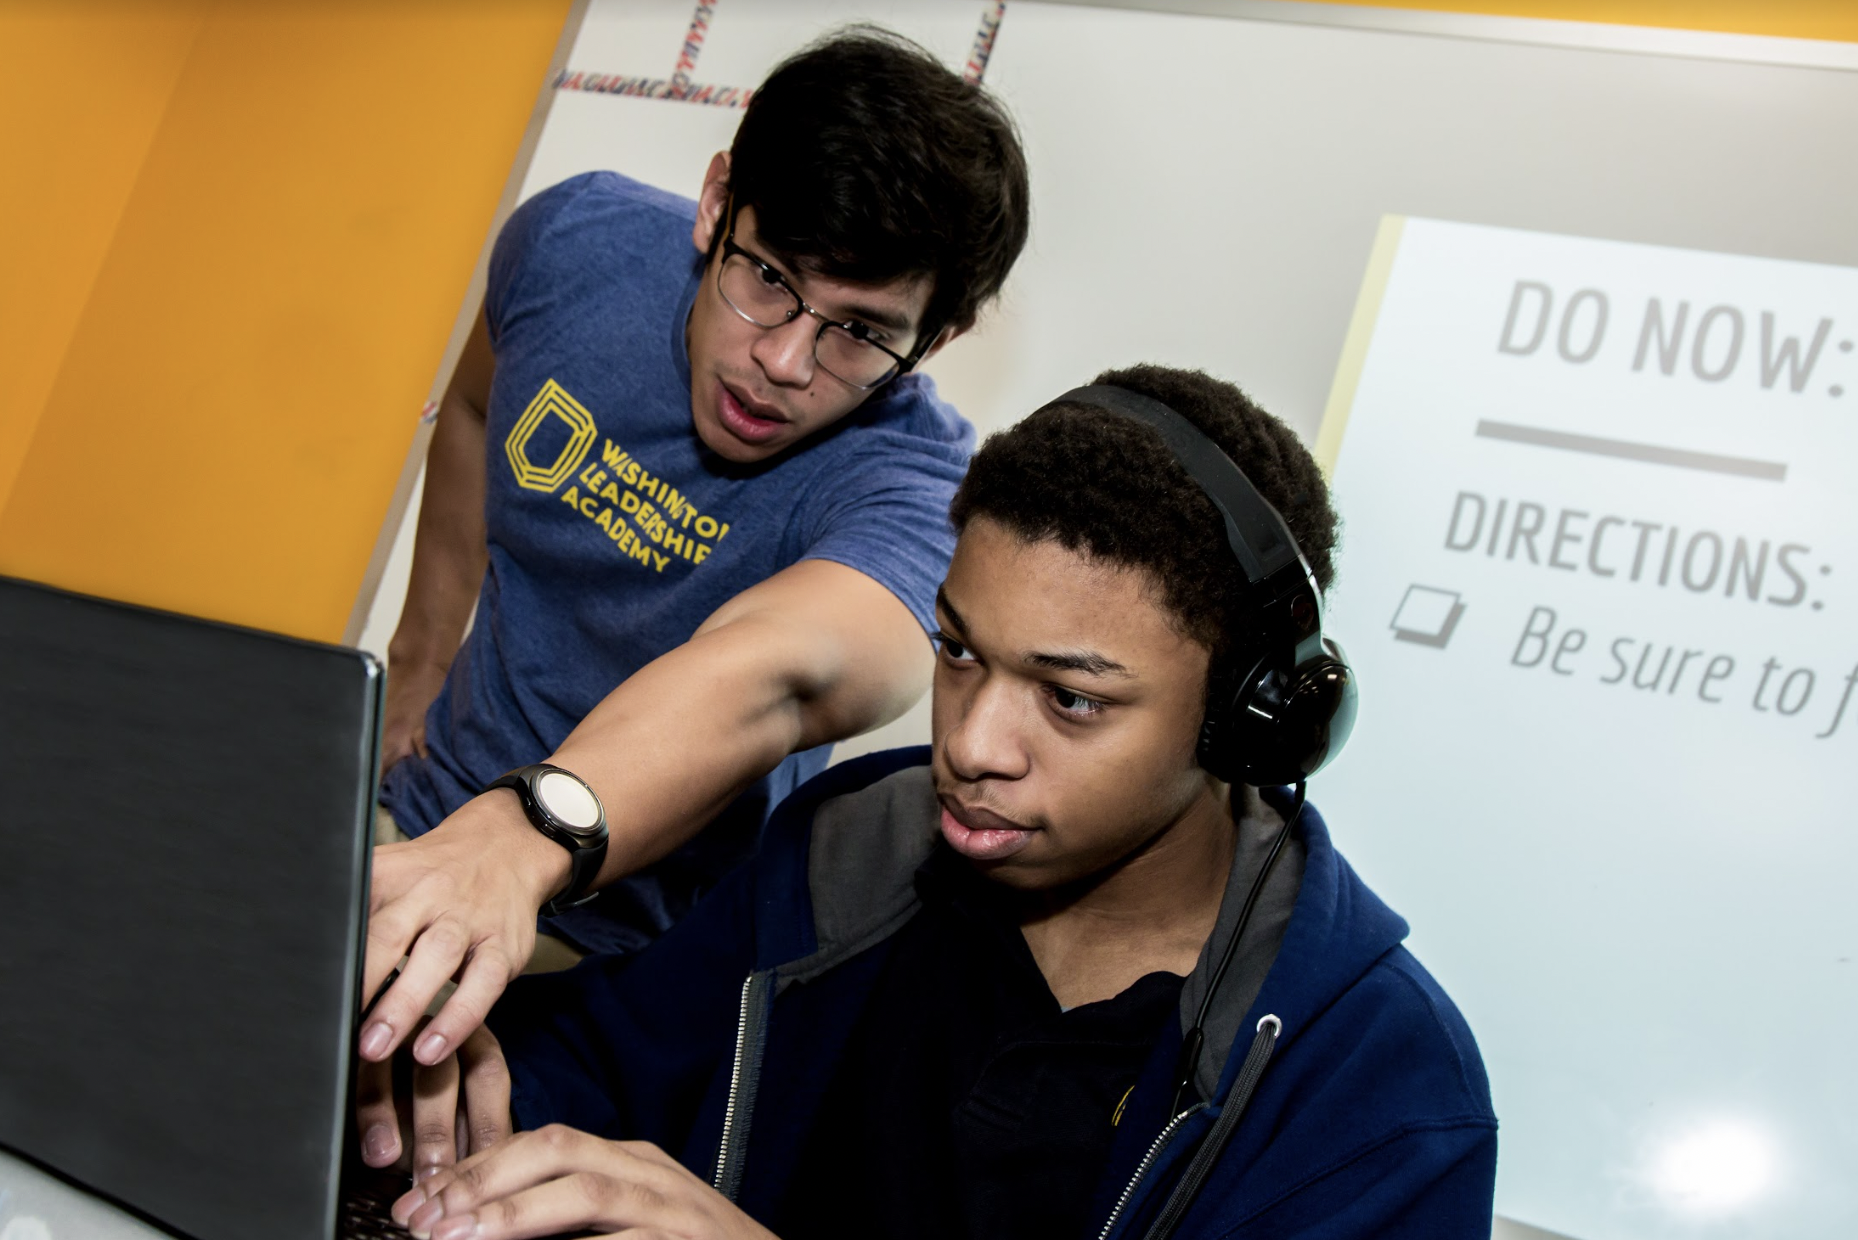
{"left": 792, "top": 425, "right": 972, "bottom": 635}
{"left": 484, "top": 172, "right": 603, "bottom": 347}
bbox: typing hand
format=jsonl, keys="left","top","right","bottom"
{"left": 358, "top": 793, "right": 570, "bottom": 1067}
{"left": 355, "top": 1023, "right": 513, "bottom": 1179}
{"left": 392, "top": 1127, "right": 779, "bottom": 1240}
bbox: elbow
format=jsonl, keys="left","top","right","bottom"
{"left": 698, "top": 611, "right": 930, "bottom": 752}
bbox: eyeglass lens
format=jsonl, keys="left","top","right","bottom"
{"left": 717, "top": 253, "right": 901, "bottom": 389}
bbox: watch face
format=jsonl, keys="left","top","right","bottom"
{"left": 535, "top": 770, "right": 603, "bottom": 834}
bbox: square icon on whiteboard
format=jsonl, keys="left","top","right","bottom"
{"left": 1390, "top": 585, "right": 1466, "bottom": 648}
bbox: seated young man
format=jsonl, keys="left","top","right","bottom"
{"left": 378, "top": 365, "right": 1498, "bottom": 1240}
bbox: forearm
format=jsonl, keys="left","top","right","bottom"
{"left": 457, "top": 562, "right": 931, "bottom": 899}
{"left": 391, "top": 307, "right": 495, "bottom": 671}
{"left": 552, "top": 617, "right": 852, "bottom": 882}
{"left": 389, "top": 395, "right": 488, "bottom": 669}
{"left": 420, "top": 630, "right": 800, "bottom": 910}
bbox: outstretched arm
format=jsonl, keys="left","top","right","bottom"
{"left": 359, "top": 558, "right": 932, "bottom": 1068}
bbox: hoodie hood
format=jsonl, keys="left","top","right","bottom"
{"left": 1204, "top": 784, "right": 1412, "bottom": 1095}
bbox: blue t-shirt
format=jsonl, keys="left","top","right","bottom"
{"left": 379, "top": 172, "right": 973, "bottom": 955}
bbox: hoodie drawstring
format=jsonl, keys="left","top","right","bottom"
{"left": 1167, "top": 782, "right": 1305, "bottom": 1118}
{"left": 1139, "top": 1014, "right": 1283, "bottom": 1240}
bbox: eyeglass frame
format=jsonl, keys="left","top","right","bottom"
{"left": 712, "top": 202, "right": 936, "bottom": 391}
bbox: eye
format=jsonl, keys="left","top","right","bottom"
{"left": 756, "top": 263, "right": 785, "bottom": 288}
{"left": 1048, "top": 685, "right": 1106, "bottom": 720}
{"left": 932, "top": 631, "right": 974, "bottom": 664}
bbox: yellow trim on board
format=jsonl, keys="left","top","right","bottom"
{"left": 1284, "top": 0, "right": 1858, "bottom": 45}
{"left": 1314, "top": 215, "right": 1406, "bottom": 478}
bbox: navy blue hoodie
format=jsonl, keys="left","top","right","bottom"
{"left": 488, "top": 748, "right": 1497, "bottom": 1238}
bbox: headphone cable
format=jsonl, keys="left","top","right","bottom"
{"left": 1168, "top": 779, "right": 1307, "bottom": 1119}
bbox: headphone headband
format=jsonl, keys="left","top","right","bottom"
{"left": 1040, "top": 385, "right": 1303, "bottom": 591}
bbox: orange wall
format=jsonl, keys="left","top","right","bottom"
{"left": 0, "top": 2, "right": 210, "bottom": 515}
{"left": 0, "top": 0, "right": 570, "bottom": 642}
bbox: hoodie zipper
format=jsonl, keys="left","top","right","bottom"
{"left": 1137, "top": 1016, "right": 1283, "bottom": 1240}
{"left": 711, "top": 970, "right": 772, "bottom": 1200}
{"left": 1095, "top": 1103, "right": 1205, "bottom": 1240}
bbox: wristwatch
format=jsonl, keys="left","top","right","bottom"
{"left": 485, "top": 764, "right": 609, "bottom": 917}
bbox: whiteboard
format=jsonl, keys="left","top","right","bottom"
{"left": 360, "top": 5, "right": 1858, "bottom": 1237}
{"left": 1322, "top": 214, "right": 1856, "bottom": 1240}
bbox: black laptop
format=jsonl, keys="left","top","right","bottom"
{"left": 0, "top": 575, "right": 404, "bottom": 1239}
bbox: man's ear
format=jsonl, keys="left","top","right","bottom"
{"left": 691, "top": 151, "right": 731, "bottom": 255}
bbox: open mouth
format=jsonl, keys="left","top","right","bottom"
{"left": 716, "top": 381, "right": 789, "bottom": 444}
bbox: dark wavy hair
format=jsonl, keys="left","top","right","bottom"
{"left": 950, "top": 365, "right": 1340, "bottom": 673}
{"left": 728, "top": 26, "right": 1030, "bottom": 344}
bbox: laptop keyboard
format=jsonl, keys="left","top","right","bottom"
{"left": 339, "top": 1171, "right": 411, "bottom": 1240}
{"left": 337, "top": 1169, "right": 586, "bottom": 1239}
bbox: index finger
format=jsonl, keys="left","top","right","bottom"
{"left": 458, "top": 1026, "right": 515, "bottom": 1155}
{"left": 361, "top": 849, "right": 422, "bottom": 1010}
{"left": 360, "top": 925, "right": 410, "bottom": 1026}
{"left": 411, "top": 944, "right": 518, "bottom": 1068}
{"left": 359, "top": 915, "right": 472, "bottom": 1061}
{"left": 410, "top": 1043, "right": 462, "bottom": 1185}
{"left": 353, "top": 1054, "right": 404, "bottom": 1170}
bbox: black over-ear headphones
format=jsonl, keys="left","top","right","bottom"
{"left": 1037, "top": 385, "right": 1358, "bottom": 787}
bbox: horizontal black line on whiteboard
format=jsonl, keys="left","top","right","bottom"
{"left": 1474, "top": 419, "right": 1788, "bottom": 482}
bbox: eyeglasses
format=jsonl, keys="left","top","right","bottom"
{"left": 714, "top": 212, "right": 928, "bottom": 391}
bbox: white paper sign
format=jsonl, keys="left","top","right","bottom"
{"left": 1315, "top": 217, "right": 1857, "bottom": 1240}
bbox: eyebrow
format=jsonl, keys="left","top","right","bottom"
{"left": 754, "top": 241, "right": 917, "bottom": 337}
{"left": 834, "top": 300, "right": 913, "bottom": 337}
{"left": 934, "top": 586, "right": 965, "bottom": 634}
{"left": 935, "top": 587, "right": 1132, "bottom": 679}
{"left": 1025, "top": 650, "right": 1133, "bottom": 678}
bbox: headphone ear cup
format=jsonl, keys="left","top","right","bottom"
{"left": 1196, "top": 655, "right": 1271, "bottom": 786}
{"left": 1311, "top": 638, "right": 1358, "bottom": 772}
{"left": 1198, "top": 646, "right": 1357, "bottom": 786}
{"left": 1195, "top": 700, "right": 1240, "bottom": 786}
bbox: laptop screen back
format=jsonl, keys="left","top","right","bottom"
{"left": 0, "top": 578, "right": 380, "bottom": 1240}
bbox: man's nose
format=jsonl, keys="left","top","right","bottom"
{"left": 752, "top": 314, "right": 818, "bottom": 388}
{"left": 942, "top": 677, "right": 1031, "bottom": 783}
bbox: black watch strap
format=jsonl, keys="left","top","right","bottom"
{"left": 485, "top": 764, "right": 609, "bottom": 918}
{"left": 549, "top": 841, "right": 604, "bottom": 919}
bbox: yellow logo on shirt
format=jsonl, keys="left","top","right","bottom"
{"left": 559, "top": 438, "right": 730, "bottom": 573}
{"left": 504, "top": 379, "right": 597, "bottom": 492}
{"left": 505, "top": 379, "right": 733, "bottom": 574}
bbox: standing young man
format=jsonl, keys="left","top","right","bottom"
{"left": 357, "top": 27, "right": 1029, "bottom": 1109}
{"left": 372, "top": 366, "right": 1498, "bottom": 1238}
